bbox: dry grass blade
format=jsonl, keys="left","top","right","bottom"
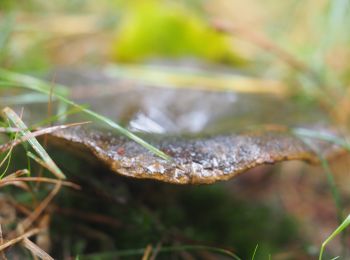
{"left": 0, "top": 127, "right": 20, "bottom": 133}
{"left": 106, "top": 64, "right": 286, "bottom": 95}
{"left": 1, "top": 107, "right": 65, "bottom": 179}
{"left": 0, "top": 177, "right": 79, "bottom": 189}
{"left": 1, "top": 169, "right": 31, "bottom": 191}
{"left": 0, "top": 181, "right": 31, "bottom": 192}
{"left": 18, "top": 182, "right": 62, "bottom": 232}
{"left": 2, "top": 169, "right": 30, "bottom": 180}
{"left": 36, "top": 214, "right": 51, "bottom": 253}
{"left": 0, "top": 121, "right": 90, "bottom": 154}
{"left": 150, "top": 243, "right": 161, "bottom": 260}
{"left": 0, "top": 225, "right": 7, "bottom": 260}
{"left": 22, "top": 238, "right": 54, "bottom": 260}
{"left": 0, "top": 228, "right": 40, "bottom": 252}
{"left": 142, "top": 244, "right": 153, "bottom": 260}
{"left": 1, "top": 181, "right": 31, "bottom": 191}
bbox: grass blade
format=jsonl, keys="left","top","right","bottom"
{"left": 318, "top": 156, "right": 343, "bottom": 222}
{"left": 293, "top": 127, "right": 348, "bottom": 257}
{"left": 0, "top": 121, "right": 90, "bottom": 154}
{"left": 0, "top": 175, "right": 80, "bottom": 189}
{"left": 292, "top": 128, "right": 350, "bottom": 152}
{"left": 293, "top": 127, "right": 345, "bottom": 221}
{"left": 0, "top": 93, "right": 53, "bottom": 105}
{"left": 0, "top": 143, "right": 14, "bottom": 179}
{"left": 2, "top": 107, "right": 66, "bottom": 179}
{"left": 22, "top": 238, "right": 54, "bottom": 260}
{"left": 319, "top": 214, "right": 350, "bottom": 260}
{"left": 251, "top": 244, "right": 259, "bottom": 260}
{"left": 0, "top": 69, "right": 171, "bottom": 160}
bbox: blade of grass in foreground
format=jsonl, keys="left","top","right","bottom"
{"left": 2, "top": 107, "right": 66, "bottom": 179}
{"left": 0, "top": 141, "right": 14, "bottom": 179}
{"left": 0, "top": 69, "right": 171, "bottom": 160}
{"left": 292, "top": 128, "right": 345, "bottom": 221}
{"left": 293, "top": 127, "right": 348, "bottom": 257}
{"left": 318, "top": 156, "right": 343, "bottom": 222}
{"left": 292, "top": 128, "right": 350, "bottom": 152}
{"left": 319, "top": 214, "right": 350, "bottom": 260}
{"left": 251, "top": 244, "right": 259, "bottom": 260}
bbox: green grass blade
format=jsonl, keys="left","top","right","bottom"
{"left": 293, "top": 128, "right": 344, "bottom": 221}
{"left": 0, "top": 93, "right": 52, "bottom": 105}
{"left": 293, "top": 127, "right": 348, "bottom": 257}
{"left": 319, "top": 214, "right": 350, "bottom": 260}
{"left": 251, "top": 244, "right": 259, "bottom": 260}
{"left": 292, "top": 128, "right": 350, "bottom": 152}
{"left": 30, "top": 105, "right": 87, "bottom": 129}
{"left": 2, "top": 107, "right": 66, "bottom": 179}
{"left": 319, "top": 156, "right": 343, "bottom": 222}
{"left": 0, "top": 69, "right": 171, "bottom": 160}
{"left": 0, "top": 144, "right": 14, "bottom": 179}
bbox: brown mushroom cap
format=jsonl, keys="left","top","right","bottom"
{"left": 47, "top": 126, "right": 342, "bottom": 184}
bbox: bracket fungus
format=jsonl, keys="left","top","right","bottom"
{"left": 3, "top": 67, "right": 345, "bottom": 184}
{"left": 47, "top": 126, "right": 342, "bottom": 184}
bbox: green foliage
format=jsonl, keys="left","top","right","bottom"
{"left": 2, "top": 107, "right": 66, "bottom": 179}
{"left": 319, "top": 214, "right": 350, "bottom": 260}
{"left": 111, "top": 0, "right": 244, "bottom": 64}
